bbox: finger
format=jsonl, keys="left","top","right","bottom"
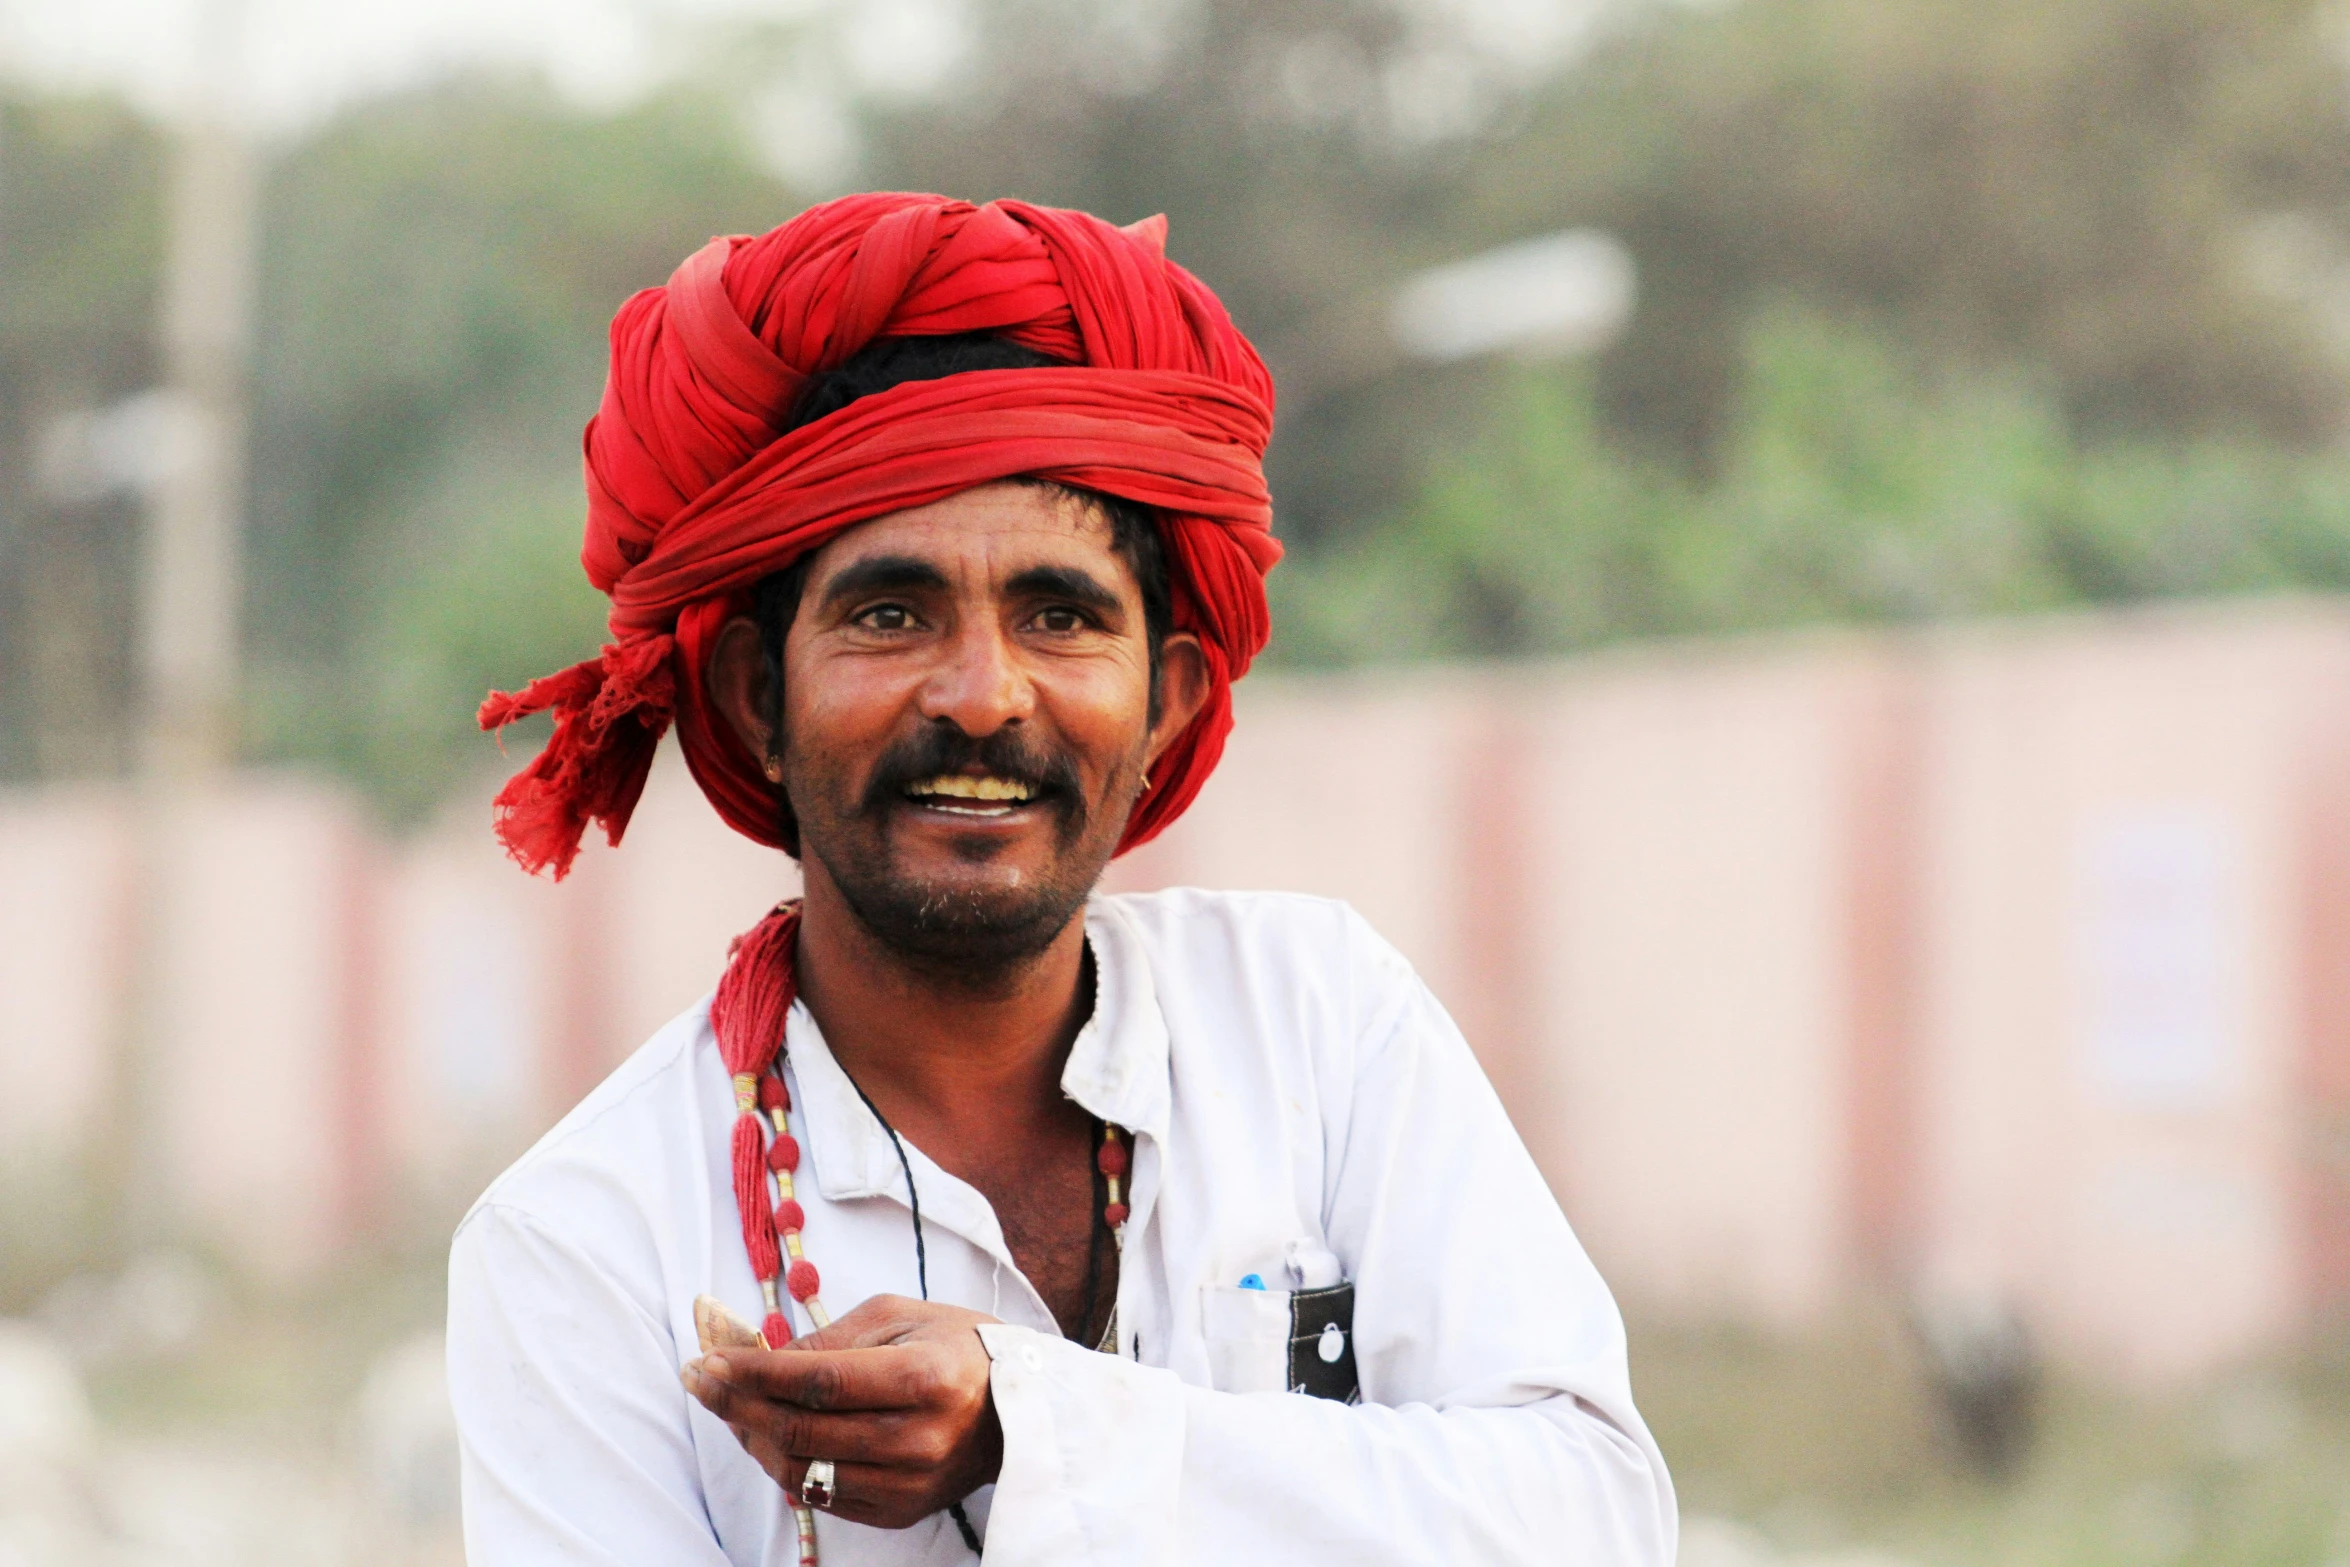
{"left": 783, "top": 1295, "right": 926, "bottom": 1353}
{"left": 684, "top": 1358, "right": 767, "bottom": 1428}
{"left": 718, "top": 1342, "right": 957, "bottom": 1411}
{"left": 761, "top": 1406, "right": 967, "bottom": 1468}
{"left": 686, "top": 1356, "right": 854, "bottom": 1432}
{"left": 770, "top": 1454, "right": 945, "bottom": 1532}
{"left": 686, "top": 1350, "right": 965, "bottom": 1444}
{"left": 685, "top": 1375, "right": 946, "bottom": 1468}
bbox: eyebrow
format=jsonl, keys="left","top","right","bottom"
{"left": 1005, "top": 564, "right": 1126, "bottom": 618}
{"left": 816, "top": 555, "right": 951, "bottom": 611}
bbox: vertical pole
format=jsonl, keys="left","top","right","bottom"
{"left": 1451, "top": 689, "right": 1546, "bottom": 1175}
{"left": 1844, "top": 651, "right": 1925, "bottom": 1285}
{"left": 2295, "top": 642, "right": 2350, "bottom": 1324}
{"left": 145, "top": 6, "right": 256, "bottom": 782}
{"left": 119, "top": 0, "right": 258, "bottom": 1240}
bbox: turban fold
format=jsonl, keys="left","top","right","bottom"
{"left": 480, "top": 194, "right": 1280, "bottom": 877}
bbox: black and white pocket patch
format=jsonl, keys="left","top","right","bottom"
{"left": 1286, "top": 1283, "right": 1359, "bottom": 1403}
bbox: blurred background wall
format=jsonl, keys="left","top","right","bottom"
{"left": 5, "top": 0, "right": 2350, "bottom": 1563}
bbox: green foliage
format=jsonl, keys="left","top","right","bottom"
{"left": 0, "top": 93, "right": 167, "bottom": 777}
{"left": 1481, "top": 0, "right": 2350, "bottom": 468}
{"left": 0, "top": 93, "right": 164, "bottom": 354}
{"left": 10, "top": 0, "right": 2350, "bottom": 817}
{"left": 1276, "top": 312, "right": 2350, "bottom": 663}
{"left": 239, "top": 79, "right": 795, "bottom": 817}
{"left": 245, "top": 472, "right": 603, "bottom": 822}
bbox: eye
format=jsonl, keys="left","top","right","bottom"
{"left": 1033, "top": 606, "right": 1090, "bottom": 633}
{"left": 854, "top": 603, "right": 916, "bottom": 631}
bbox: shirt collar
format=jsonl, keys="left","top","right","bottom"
{"left": 1063, "top": 897, "right": 1171, "bottom": 1144}
{"left": 781, "top": 894, "right": 1171, "bottom": 1208}
{"left": 780, "top": 1002, "right": 903, "bottom": 1204}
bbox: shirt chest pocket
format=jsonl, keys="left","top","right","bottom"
{"left": 1198, "top": 1282, "right": 1360, "bottom": 1402}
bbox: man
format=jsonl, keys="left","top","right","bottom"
{"left": 449, "top": 194, "right": 1674, "bottom": 1566}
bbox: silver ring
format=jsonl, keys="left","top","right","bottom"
{"left": 802, "top": 1459, "right": 837, "bottom": 1511}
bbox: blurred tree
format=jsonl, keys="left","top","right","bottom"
{"left": 244, "top": 80, "right": 794, "bottom": 816}
{"left": 11, "top": 0, "right": 2350, "bottom": 808}
{"left": 0, "top": 93, "right": 164, "bottom": 779}
{"left": 854, "top": 0, "right": 2350, "bottom": 607}
{"left": 1284, "top": 310, "right": 2350, "bottom": 664}
{"left": 1476, "top": 0, "right": 2350, "bottom": 472}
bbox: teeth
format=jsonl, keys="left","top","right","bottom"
{"left": 909, "top": 774, "right": 1034, "bottom": 802}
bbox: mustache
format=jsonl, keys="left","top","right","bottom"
{"left": 857, "top": 723, "right": 1086, "bottom": 816}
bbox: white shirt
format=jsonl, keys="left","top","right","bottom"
{"left": 448, "top": 889, "right": 1676, "bottom": 1565}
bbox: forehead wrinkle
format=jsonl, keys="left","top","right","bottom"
{"left": 804, "top": 481, "right": 1131, "bottom": 611}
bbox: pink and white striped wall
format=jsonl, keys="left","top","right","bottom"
{"left": 5, "top": 597, "right": 2347, "bottom": 1382}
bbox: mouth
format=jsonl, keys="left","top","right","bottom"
{"left": 902, "top": 772, "right": 1043, "bottom": 819}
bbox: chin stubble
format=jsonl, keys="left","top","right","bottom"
{"left": 798, "top": 731, "right": 1145, "bottom": 982}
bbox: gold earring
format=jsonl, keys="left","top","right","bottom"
{"left": 763, "top": 756, "right": 783, "bottom": 783}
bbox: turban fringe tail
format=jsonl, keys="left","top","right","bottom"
{"left": 477, "top": 635, "right": 677, "bottom": 880}
{"left": 479, "top": 195, "right": 1278, "bottom": 880}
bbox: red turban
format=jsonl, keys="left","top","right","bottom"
{"left": 479, "top": 194, "right": 1280, "bottom": 877}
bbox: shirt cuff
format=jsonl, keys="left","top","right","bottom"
{"left": 976, "top": 1322, "right": 1187, "bottom": 1566}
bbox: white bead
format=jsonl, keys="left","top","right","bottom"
{"left": 1318, "top": 1323, "right": 1345, "bottom": 1364}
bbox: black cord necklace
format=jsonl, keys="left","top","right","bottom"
{"left": 837, "top": 1067, "right": 986, "bottom": 1558}
{"left": 836, "top": 1065, "right": 1121, "bottom": 1556}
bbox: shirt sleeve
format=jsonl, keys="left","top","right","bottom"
{"left": 447, "top": 1201, "right": 735, "bottom": 1567}
{"left": 975, "top": 910, "right": 1677, "bottom": 1566}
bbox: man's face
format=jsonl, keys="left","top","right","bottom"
{"left": 770, "top": 482, "right": 1191, "bottom": 971}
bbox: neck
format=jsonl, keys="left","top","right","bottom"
{"left": 790, "top": 864, "right": 1093, "bottom": 1134}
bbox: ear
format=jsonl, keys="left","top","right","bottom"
{"left": 705, "top": 616, "right": 777, "bottom": 766}
{"left": 1144, "top": 631, "right": 1211, "bottom": 770}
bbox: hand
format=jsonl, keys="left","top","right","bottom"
{"left": 682, "top": 1294, "right": 1004, "bottom": 1530}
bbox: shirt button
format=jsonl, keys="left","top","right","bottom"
{"left": 1022, "top": 1345, "right": 1044, "bottom": 1372}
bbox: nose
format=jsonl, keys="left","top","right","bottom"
{"left": 915, "top": 614, "right": 1034, "bottom": 737}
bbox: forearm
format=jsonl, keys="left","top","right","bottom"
{"left": 978, "top": 1325, "right": 1675, "bottom": 1567}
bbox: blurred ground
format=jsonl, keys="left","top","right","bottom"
{"left": 1644, "top": 1310, "right": 2350, "bottom": 1567}
{"left": 0, "top": 1249, "right": 457, "bottom": 1567}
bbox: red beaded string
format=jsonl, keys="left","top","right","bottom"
{"left": 710, "top": 903, "right": 831, "bottom": 1347}
{"left": 709, "top": 903, "right": 826, "bottom": 1563}
{"left": 1099, "top": 1124, "right": 1131, "bottom": 1231}
{"left": 708, "top": 899, "right": 1134, "bottom": 1561}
